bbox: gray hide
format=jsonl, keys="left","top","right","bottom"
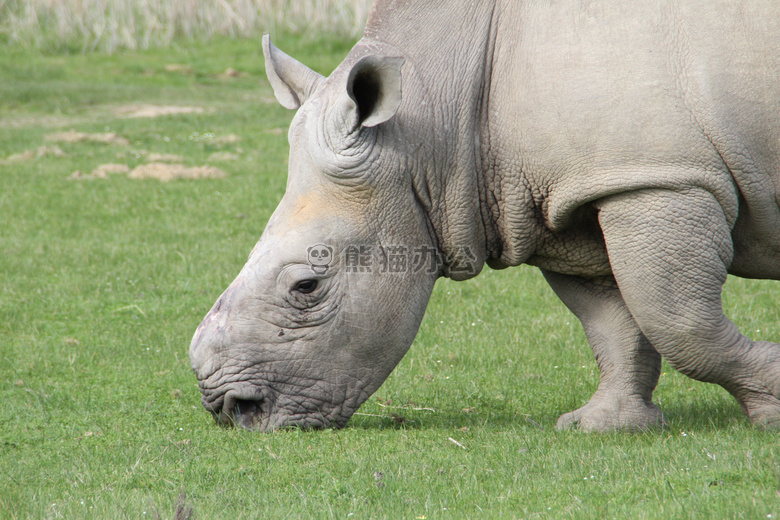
{"left": 190, "top": 0, "right": 780, "bottom": 432}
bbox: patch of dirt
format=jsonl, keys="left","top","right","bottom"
{"left": 2, "top": 150, "right": 35, "bottom": 163}
{"left": 93, "top": 163, "right": 131, "bottom": 176}
{"left": 145, "top": 152, "right": 184, "bottom": 162}
{"left": 165, "top": 64, "right": 194, "bottom": 74}
{"left": 115, "top": 104, "right": 207, "bottom": 119}
{"left": 0, "top": 114, "right": 88, "bottom": 130}
{"left": 45, "top": 130, "right": 129, "bottom": 146}
{"left": 68, "top": 163, "right": 130, "bottom": 180}
{"left": 217, "top": 67, "right": 242, "bottom": 79}
{"left": 115, "top": 150, "right": 183, "bottom": 162}
{"left": 207, "top": 151, "right": 239, "bottom": 162}
{"left": 128, "top": 162, "right": 225, "bottom": 182}
{"left": 0, "top": 145, "right": 66, "bottom": 165}
{"left": 38, "top": 145, "right": 66, "bottom": 157}
{"left": 211, "top": 133, "right": 242, "bottom": 145}
{"left": 69, "top": 162, "right": 225, "bottom": 182}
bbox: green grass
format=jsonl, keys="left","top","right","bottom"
{"left": 0, "top": 0, "right": 372, "bottom": 53}
{"left": 2, "top": 36, "right": 780, "bottom": 519}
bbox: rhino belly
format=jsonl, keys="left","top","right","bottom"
{"left": 525, "top": 207, "right": 613, "bottom": 278}
{"left": 729, "top": 202, "right": 780, "bottom": 280}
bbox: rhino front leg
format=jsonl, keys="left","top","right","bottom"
{"left": 543, "top": 271, "right": 665, "bottom": 432}
{"left": 597, "top": 187, "right": 780, "bottom": 428}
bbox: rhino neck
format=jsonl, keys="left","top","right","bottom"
{"left": 365, "top": 0, "right": 540, "bottom": 279}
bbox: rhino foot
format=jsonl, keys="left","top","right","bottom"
{"left": 743, "top": 402, "right": 780, "bottom": 429}
{"left": 556, "top": 392, "right": 667, "bottom": 433}
{"left": 729, "top": 344, "right": 780, "bottom": 429}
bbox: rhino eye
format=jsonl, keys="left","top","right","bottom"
{"left": 294, "top": 279, "right": 318, "bottom": 294}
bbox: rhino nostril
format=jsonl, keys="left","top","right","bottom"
{"left": 229, "top": 398, "right": 266, "bottom": 430}
{"left": 236, "top": 398, "right": 259, "bottom": 416}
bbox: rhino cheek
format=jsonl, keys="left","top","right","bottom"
{"left": 341, "top": 270, "right": 436, "bottom": 383}
{"left": 190, "top": 255, "right": 436, "bottom": 430}
{"left": 190, "top": 154, "right": 438, "bottom": 429}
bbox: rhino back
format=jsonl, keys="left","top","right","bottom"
{"left": 362, "top": 0, "right": 779, "bottom": 277}
{"left": 487, "top": 0, "right": 780, "bottom": 275}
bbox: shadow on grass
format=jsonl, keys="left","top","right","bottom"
{"left": 662, "top": 400, "right": 749, "bottom": 431}
{"left": 348, "top": 399, "right": 751, "bottom": 433}
{"left": 348, "top": 405, "right": 559, "bottom": 432}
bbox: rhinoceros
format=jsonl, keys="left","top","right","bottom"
{"left": 189, "top": 0, "right": 780, "bottom": 432}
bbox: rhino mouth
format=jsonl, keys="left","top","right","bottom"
{"left": 197, "top": 366, "right": 368, "bottom": 431}
{"left": 203, "top": 386, "right": 338, "bottom": 431}
{"left": 204, "top": 389, "right": 272, "bottom": 431}
{"left": 202, "top": 386, "right": 359, "bottom": 431}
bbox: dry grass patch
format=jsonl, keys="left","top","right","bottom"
{"left": 217, "top": 67, "right": 243, "bottom": 79}
{"left": 128, "top": 162, "right": 226, "bottom": 182}
{"left": 211, "top": 133, "right": 242, "bottom": 145}
{"left": 115, "top": 104, "right": 208, "bottom": 118}
{"left": 68, "top": 163, "right": 130, "bottom": 180}
{"left": 0, "top": 114, "right": 85, "bottom": 130}
{"left": 164, "top": 63, "right": 195, "bottom": 74}
{"left": 145, "top": 152, "right": 185, "bottom": 162}
{"left": 45, "top": 130, "right": 130, "bottom": 145}
{"left": 69, "top": 162, "right": 226, "bottom": 181}
{"left": 114, "top": 150, "right": 184, "bottom": 162}
{"left": 206, "top": 151, "right": 239, "bottom": 162}
{"left": 0, "top": 146, "right": 65, "bottom": 164}
{"left": 1, "top": 0, "right": 373, "bottom": 52}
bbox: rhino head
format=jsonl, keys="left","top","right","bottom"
{"left": 189, "top": 36, "right": 461, "bottom": 431}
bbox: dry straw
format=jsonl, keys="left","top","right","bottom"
{"left": 0, "top": 0, "right": 374, "bottom": 52}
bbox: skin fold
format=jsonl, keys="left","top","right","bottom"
{"left": 190, "top": 0, "right": 780, "bottom": 432}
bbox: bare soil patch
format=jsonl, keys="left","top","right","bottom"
{"left": 2, "top": 150, "right": 36, "bottom": 163}
{"left": 212, "top": 133, "right": 242, "bottom": 145}
{"left": 207, "top": 151, "right": 239, "bottom": 162}
{"left": 115, "top": 104, "right": 207, "bottom": 119}
{"left": 0, "top": 145, "right": 65, "bottom": 164}
{"left": 128, "top": 163, "right": 225, "bottom": 182}
{"left": 68, "top": 163, "right": 130, "bottom": 180}
{"left": 114, "top": 150, "right": 184, "bottom": 162}
{"left": 217, "top": 68, "right": 243, "bottom": 79}
{"left": 0, "top": 114, "right": 86, "bottom": 129}
{"left": 164, "top": 64, "right": 194, "bottom": 74}
{"left": 45, "top": 130, "right": 130, "bottom": 146}
{"left": 144, "top": 152, "right": 184, "bottom": 162}
{"left": 69, "top": 162, "right": 226, "bottom": 182}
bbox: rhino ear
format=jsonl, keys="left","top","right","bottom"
{"left": 345, "top": 55, "right": 404, "bottom": 129}
{"left": 263, "top": 35, "right": 324, "bottom": 110}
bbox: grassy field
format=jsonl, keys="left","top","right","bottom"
{"left": 2, "top": 32, "right": 780, "bottom": 519}
{"left": 0, "top": 0, "right": 372, "bottom": 53}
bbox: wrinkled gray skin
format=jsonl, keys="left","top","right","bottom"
{"left": 190, "top": 0, "right": 780, "bottom": 432}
